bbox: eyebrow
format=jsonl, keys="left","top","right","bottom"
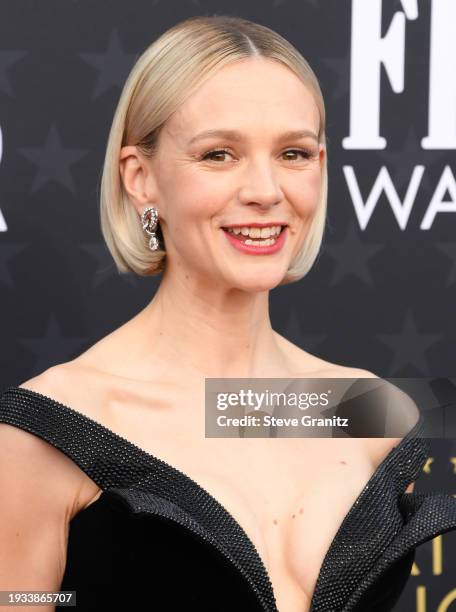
{"left": 187, "top": 128, "right": 319, "bottom": 145}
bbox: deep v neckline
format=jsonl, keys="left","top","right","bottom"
{"left": 1, "top": 386, "right": 426, "bottom": 612}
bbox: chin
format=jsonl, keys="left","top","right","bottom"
{"left": 230, "top": 271, "right": 287, "bottom": 292}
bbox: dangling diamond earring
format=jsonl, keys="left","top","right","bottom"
{"left": 141, "top": 206, "right": 160, "bottom": 251}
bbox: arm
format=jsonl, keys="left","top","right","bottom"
{"left": 0, "top": 421, "right": 79, "bottom": 611}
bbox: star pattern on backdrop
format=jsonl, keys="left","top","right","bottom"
{"left": 79, "top": 241, "right": 139, "bottom": 289}
{"left": 79, "top": 30, "right": 140, "bottom": 99}
{"left": 17, "top": 124, "right": 88, "bottom": 195}
{"left": 0, "top": 2, "right": 453, "bottom": 396}
{"left": 283, "top": 309, "right": 326, "bottom": 354}
{"left": 376, "top": 126, "right": 448, "bottom": 193}
{"left": 0, "top": 242, "right": 27, "bottom": 287}
{"left": 376, "top": 309, "right": 441, "bottom": 375}
{"left": 17, "top": 313, "right": 89, "bottom": 375}
{"left": 320, "top": 50, "right": 351, "bottom": 101}
{"left": 435, "top": 242, "right": 456, "bottom": 287}
{"left": 0, "top": 50, "right": 27, "bottom": 97}
{"left": 323, "top": 221, "right": 384, "bottom": 287}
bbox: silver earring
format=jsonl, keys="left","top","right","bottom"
{"left": 141, "top": 206, "right": 160, "bottom": 251}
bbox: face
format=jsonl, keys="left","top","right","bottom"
{"left": 133, "top": 57, "right": 325, "bottom": 292}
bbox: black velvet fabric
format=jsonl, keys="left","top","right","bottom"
{"left": 59, "top": 490, "right": 263, "bottom": 611}
{"left": 2, "top": 385, "right": 456, "bottom": 611}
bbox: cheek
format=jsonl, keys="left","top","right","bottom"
{"left": 165, "top": 172, "right": 222, "bottom": 223}
{"left": 292, "top": 171, "right": 322, "bottom": 217}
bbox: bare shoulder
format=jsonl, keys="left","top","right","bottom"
{"left": 17, "top": 359, "right": 117, "bottom": 450}
{"left": 18, "top": 359, "right": 113, "bottom": 419}
{"left": 275, "top": 335, "right": 418, "bottom": 474}
{"left": 18, "top": 362, "right": 73, "bottom": 399}
{"left": 17, "top": 363, "right": 104, "bottom": 515}
{"left": 276, "top": 334, "right": 376, "bottom": 379}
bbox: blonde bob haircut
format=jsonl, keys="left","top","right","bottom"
{"left": 100, "top": 14, "right": 328, "bottom": 286}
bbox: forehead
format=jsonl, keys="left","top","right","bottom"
{"left": 163, "top": 58, "right": 320, "bottom": 144}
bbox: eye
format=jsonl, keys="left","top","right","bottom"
{"left": 200, "top": 148, "right": 234, "bottom": 162}
{"left": 282, "top": 149, "right": 314, "bottom": 162}
{"left": 199, "top": 147, "right": 316, "bottom": 164}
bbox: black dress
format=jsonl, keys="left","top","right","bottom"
{"left": 1, "top": 385, "right": 456, "bottom": 612}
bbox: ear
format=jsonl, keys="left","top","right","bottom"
{"left": 318, "top": 143, "right": 326, "bottom": 169}
{"left": 119, "top": 145, "right": 159, "bottom": 217}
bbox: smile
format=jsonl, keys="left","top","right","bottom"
{"left": 221, "top": 224, "right": 288, "bottom": 255}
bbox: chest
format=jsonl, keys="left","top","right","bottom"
{"left": 88, "top": 390, "right": 376, "bottom": 610}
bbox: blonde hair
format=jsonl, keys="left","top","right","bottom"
{"left": 99, "top": 15, "right": 328, "bottom": 285}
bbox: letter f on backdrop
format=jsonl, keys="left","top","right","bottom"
{"left": 343, "top": 0, "right": 456, "bottom": 151}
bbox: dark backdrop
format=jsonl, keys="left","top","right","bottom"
{"left": 1, "top": 1, "right": 455, "bottom": 609}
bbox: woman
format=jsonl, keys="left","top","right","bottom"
{"left": 1, "top": 15, "right": 455, "bottom": 612}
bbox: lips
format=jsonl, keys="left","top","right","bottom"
{"left": 222, "top": 225, "right": 288, "bottom": 255}
{"left": 222, "top": 227, "right": 285, "bottom": 242}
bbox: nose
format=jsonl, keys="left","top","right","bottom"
{"left": 238, "top": 157, "right": 283, "bottom": 210}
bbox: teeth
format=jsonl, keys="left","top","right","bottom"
{"left": 226, "top": 225, "right": 282, "bottom": 238}
{"left": 245, "top": 238, "right": 276, "bottom": 246}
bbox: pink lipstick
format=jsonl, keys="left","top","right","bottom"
{"left": 222, "top": 225, "right": 287, "bottom": 255}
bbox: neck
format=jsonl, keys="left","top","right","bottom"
{"left": 134, "top": 271, "right": 290, "bottom": 379}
